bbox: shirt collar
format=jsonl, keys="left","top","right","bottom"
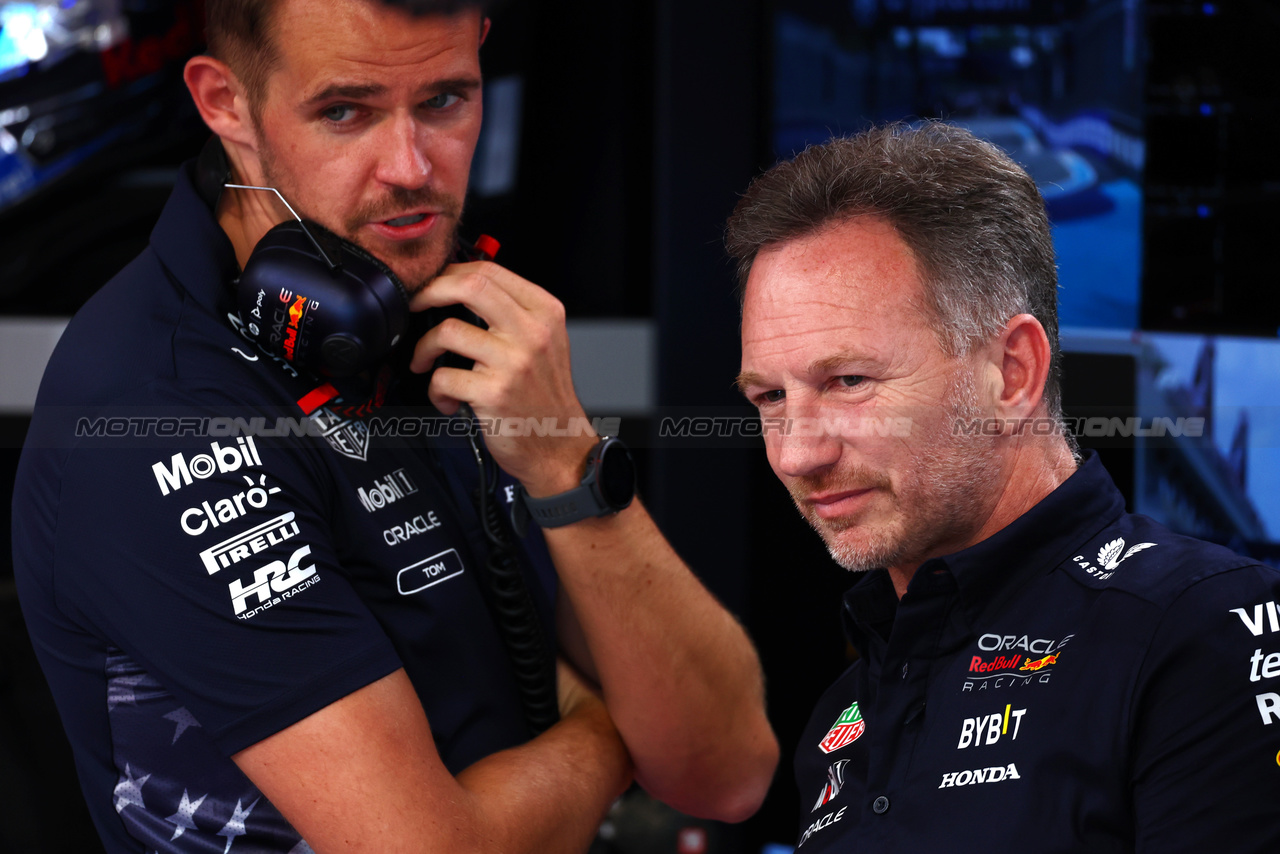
{"left": 149, "top": 158, "right": 240, "bottom": 318}
{"left": 842, "top": 451, "right": 1127, "bottom": 648}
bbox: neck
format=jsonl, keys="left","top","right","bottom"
{"left": 885, "top": 437, "right": 1078, "bottom": 598}
{"left": 216, "top": 144, "right": 290, "bottom": 270}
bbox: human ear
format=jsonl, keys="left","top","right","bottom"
{"left": 993, "top": 313, "right": 1052, "bottom": 418}
{"left": 183, "top": 55, "right": 257, "bottom": 150}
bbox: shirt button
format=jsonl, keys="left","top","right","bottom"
{"left": 872, "top": 796, "right": 890, "bottom": 815}
{"left": 901, "top": 662, "right": 909, "bottom": 680}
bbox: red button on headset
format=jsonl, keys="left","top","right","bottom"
{"left": 473, "top": 234, "right": 500, "bottom": 261}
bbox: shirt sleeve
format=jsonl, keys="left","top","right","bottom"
{"left": 50, "top": 392, "right": 404, "bottom": 756}
{"left": 1131, "top": 561, "right": 1280, "bottom": 853}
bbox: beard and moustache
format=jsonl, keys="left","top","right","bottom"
{"left": 259, "top": 146, "right": 465, "bottom": 294}
{"left": 789, "top": 365, "right": 1003, "bottom": 574}
{"left": 342, "top": 184, "right": 465, "bottom": 290}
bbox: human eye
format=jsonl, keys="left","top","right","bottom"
{"left": 423, "top": 92, "right": 461, "bottom": 110}
{"left": 836, "top": 375, "right": 866, "bottom": 388}
{"left": 320, "top": 103, "right": 362, "bottom": 125}
{"left": 754, "top": 388, "right": 786, "bottom": 407}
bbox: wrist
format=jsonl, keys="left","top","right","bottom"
{"left": 560, "top": 700, "right": 634, "bottom": 795}
{"left": 514, "top": 437, "right": 636, "bottom": 532}
{"left": 519, "top": 436, "right": 598, "bottom": 498}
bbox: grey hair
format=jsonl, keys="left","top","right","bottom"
{"left": 725, "top": 121, "right": 1067, "bottom": 421}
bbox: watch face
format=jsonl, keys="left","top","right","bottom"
{"left": 598, "top": 440, "right": 636, "bottom": 509}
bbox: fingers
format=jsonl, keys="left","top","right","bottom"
{"left": 422, "top": 366, "right": 470, "bottom": 416}
{"left": 414, "top": 317, "right": 560, "bottom": 415}
{"left": 410, "top": 314, "right": 500, "bottom": 375}
{"left": 556, "top": 656, "right": 603, "bottom": 719}
{"left": 408, "top": 262, "right": 567, "bottom": 376}
{"left": 410, "top": 260, "right": 551, "bottom": 322}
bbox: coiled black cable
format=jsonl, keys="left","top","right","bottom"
{"left": 461, "top": 404, "right": 560, "bottom": 736}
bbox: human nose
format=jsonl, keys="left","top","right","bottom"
{"left": 767, "top": 398, "right": 843, "bottom": 479}
{"left": 375, "top": 113, "right": 431, "bottom": 189}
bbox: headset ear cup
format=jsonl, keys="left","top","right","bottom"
{"left": 235, "top": 221, "right": 410, "bottom": 377}
{"left": 195, "top": 135, "right": 230, "bottom": 210}
{"left": 317, "top": 225, "right": 411, "bottom": 306}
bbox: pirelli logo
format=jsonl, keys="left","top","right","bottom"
{"left": 199, "top": 512, "right": 302, "bottom": 575}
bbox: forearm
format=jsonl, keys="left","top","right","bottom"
{"left": 456, "top": 701, "right": 633, "bottom": 853}
{"left": 234, "top": 670, "right": 632, "bottom": 854}
{"left": 546, "top": 499, "right": 779, "bottom": 821}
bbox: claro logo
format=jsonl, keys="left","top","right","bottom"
{"left": 181, "top": 474, "right": 281, "bottom": 536}
{"left": 152, "top": 438, "right": 263, "bottom": 496}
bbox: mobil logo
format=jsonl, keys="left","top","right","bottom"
{"left": 152, "top": 437, "right": 263, "bottom": 496}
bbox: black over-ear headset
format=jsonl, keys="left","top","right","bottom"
{"left": 195, "top": 136, "right": 496, "bottom": 378}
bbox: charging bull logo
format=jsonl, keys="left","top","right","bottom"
{"left": 1019, "top": 654, "right": 1059, "bottom": 672}
{"left": 282, "top": 294, "right": 309, "bottom": 361}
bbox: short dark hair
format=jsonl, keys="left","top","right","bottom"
{"left": 205, "top": 0, "right": 283, "bottom": 106}
{"left": 725, "top": 121, "right": 1066, "bottom": 419}
{"left": 205, "top": 0, "right": 491, "bottom": 107}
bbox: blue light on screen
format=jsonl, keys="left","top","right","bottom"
{"left": 0, "top": 4, "right": 49, "bottom": 77}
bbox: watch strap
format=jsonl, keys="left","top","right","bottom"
{"left": 511, "top": 437, "right": 635, "bottom": 534}
{"left": 519, "top": 484, "right": 608, "bottom": 529}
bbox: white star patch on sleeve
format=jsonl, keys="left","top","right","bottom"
{"left": 217, "top": 797, "right": 259, "bottom": 854}
{"left": 165, "top": 789, "right": 208, "bottom": 840}
{"left": 113, "top": 764, "right": 151, "bottom": 813}
{"left": 163, "top": 706, "right": 203, "bottom": 744}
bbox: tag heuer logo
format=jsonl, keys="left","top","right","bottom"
{"left": 1098, "top": 537, "right": 1156, "bottom": 571}
{"left": 819, "top": 702, "right": 865, "bottom": 754}
{"left": 311, "top": 407, "right": 370, "bottom": 462}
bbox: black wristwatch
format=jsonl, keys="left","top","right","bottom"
{"left": 513, "top": 437, "right": 636, "bottom": 533}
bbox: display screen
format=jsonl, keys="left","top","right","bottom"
{"left": 772, "top": 0, "right": 1145, "bottom": 330}
{"left": 1063, "top": 329, "right": 1280, "bottom": 564}
{"left": 1134, "top": 332, "right": 1280, "bottom": 552}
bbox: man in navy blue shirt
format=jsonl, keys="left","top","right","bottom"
{"left": 729, "top": 122, "right": 1280, "bottom": 852}
{"left": 12, "top": 1, "right": 778, "bottom": 851}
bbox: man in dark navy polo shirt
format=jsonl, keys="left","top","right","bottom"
{"left": 729, "top": 122, "right": 1280, "bottom": 852}
{"left": 11, "top": 1, "right": 778, "bottom": 851}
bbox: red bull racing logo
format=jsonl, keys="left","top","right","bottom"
{"left": 819, "top": 701, "right": 865, "bottom": 754}
{"left": 970, "top": 654, "right": 1022, "bottom": 673}
{"left": 282, "top": 293, "right": 308, "bottom": 361}
{"left": 963, "top": 632, "right": 1072, "bottom": 691}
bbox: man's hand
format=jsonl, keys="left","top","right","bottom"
{"left": 558, "top": 655, "right": 604, "bottom": 718}
{"left": 409, "top": 261, "right": 596, "bottom": 497}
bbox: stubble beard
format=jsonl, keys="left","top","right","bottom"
{"left": 790, "top": 367, "right": 1003, "bottom": 574}
{"left": 343, "top": 185, "right": 464, "bottom": 292}
{"left": 257, "top": 139, "right": 465, "bottom": 294}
